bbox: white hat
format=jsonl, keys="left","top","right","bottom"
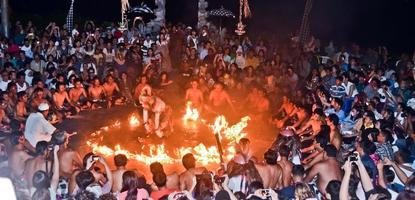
{"left": 38, "top": 103, "right": 50, "bottom": 111}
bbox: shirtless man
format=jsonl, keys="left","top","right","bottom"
{"left": 102, "top": 75, "right": 121, "bottom": 108}
{"left": 326, "top": 114, "right": 342, "bottom": 150}
{"left": 58, "top": 138, "right": 82, "bottom": 178}
{"left": 30, "top": 88, "right": 48, "bottom": 112}
{"left": 24, "top": 141, "right": 53, "bottom": 188}
{"left": 53, "top": 83, "right": 77, "bottom": 116}
{"left": 255, "top": 149, "right": 283, "bottom": 189}
{"left": 134, "top": 76, "right": 152, "bottom": 101}
{"left": 27, "top": 80, "right": 52, "bottom": 100}
{"left": 208, "top": 82, "right": 236, "bottom": 114}
{"left": 277, "top": 145, "right": 294, "bottom": 187}
{"left": 179, "top": 153, "right": 207, "bottom": 191}
{"left": 88, "top": 77, "right": 106, "bottom": 109}
{"left": 185, "top": 80, "right": 204, "bottom": 109}
{"left": 253, "top": 89, "right": 270, "bottom": 116}
{"left": 15, "top": 91, "right": 29, "bottom": 121}
{"left": 8, "top": 132, "right": 32, "bottom": 187}
{"left": 297, "top": 108, "right": 325, "bottom": 137}
{"left": 111, "top": 154, "right": 128, "bottom": 193}
{"left": 304, "top": 145, "right": 342, "bottom": 194}
{"left": 274, "top": 96, "right": 296, "bottom": 128}
{"left": 69, "top": 79, "right": 89, "bottom": 109}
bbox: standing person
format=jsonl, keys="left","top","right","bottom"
{"left": 208, "top": 82, "right": 236, "bottom": 115}
{"left": 255, "top": 149, "right": 283, "bottom": 189}
{"left": 111, "top": 154, "right": 128, "bottom": 193}
{"left": 58, "top": 138, "right": 82, "bottom": 178}
{"left": 139, "top": 95, "right": 166, "bottom": 138}
{"left": 23, "top": 141, "right": 53, "bottom": 189}
{"left": 24, "top": 103, "right": 56, "bottom": 149}
{"left": 185, "top": 79, "right": 204, "bottom": 110}
{"left": 279, "top": 165, "right": 308, "bottom": 200}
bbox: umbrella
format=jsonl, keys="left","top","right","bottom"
{"left": 208, "top": 6, "right": 235, "bottom": 42}
{"left": 127, "top": 3, "right": 156, "bottom": 24}
{"left": 208, "top": 6, "right": 235, "bottom": 18}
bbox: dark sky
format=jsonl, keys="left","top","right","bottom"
{"left": 9, "top": 0, "right": 415, "bottom": 52}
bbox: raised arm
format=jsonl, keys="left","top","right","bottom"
{"left": 356, "top": 155, "right": 374, "bottom": 192}
{"left": 51, "top": 146, "right": 60, "bottom": 192}
{"left": 384, "top": 158, "right": 408, "bottom": 184}
{"left": 340, "top": 160, "right": 352, "bottom": 200}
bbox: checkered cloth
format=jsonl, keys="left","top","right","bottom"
{"left": 66, "top": 0, "right": 75, "bottom": 31}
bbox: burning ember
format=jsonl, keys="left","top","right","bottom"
{"left": 128, "top": 113, "right": 140, "bottom": 128}
{"left": 183, "top": 101, "right": 199, "bottom": 121}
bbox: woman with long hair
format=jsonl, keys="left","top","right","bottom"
{"left": 119, "top": 171, "right": 150, "bottom": 200}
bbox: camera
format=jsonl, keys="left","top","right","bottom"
{"left": 349, "top": 152, "right": 359, "bottom": 161}
{"left": 214, "top": 175, "right": 225, "bottom": 184}
{"left": 56, "top": 178, "right": 69, "bottom": 200}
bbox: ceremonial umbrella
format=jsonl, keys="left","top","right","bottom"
{"left": 208, "top": 6, "right": 235, "bottom": 41}
{"left": 127, "top": 3, "right": 156, "bottom": 24}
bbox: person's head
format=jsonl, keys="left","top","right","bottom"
{"left": 279, "top": 145, "right": 290, "bottom": 159}
{"left": 56, "top": 82, "right": 66, "bottom": 92}
{"left": 33, "top": 170, "right": 50, "bottom": 189}
{"left": 75, "top": 190, "right": 97, "bottom": 200}
{"left": 295, "top": 182, "right": 315, "bottom": 200}
{"left": 248, "top": 181, "right": 264, "bottom": 195}
{"left": 121, "top": 170, "right": 148, "bottom": 199}
{"left": 114, "top": 154, "right": 128, "bottom": 168}
{"left": 264, "top": 149, "right": 278, "bottom": 165}
{"left": 238, "top": 138, "right": 251, "bottom": 155}
{"left": 326, "top": 180, "right": 341, "bottom": 200}
{"left": 292, "top": 165, "right": 305, "bottom": 181}
{"left": 182, "top": 153, "right": 196, "bottom": 170}
{"left": 98, "top": 193, "right": 117, "bottom": 200}
{"left": 76, "top": 170, "right": 95, "bottom": 190}
{"left": 377, "top": 129, "right": 393, "bottom": 144}
{"left": 315, "top": 133, "right": 329, "bottom": 149}
{"left": 75, "top": 78, "right": 83, "bottom": 88}
{"left": 397, "top": 191, "right": 415, "bottom": 200}
{"left": 35, "top": 141, "right": 48, "bottom": 156}
{"left": 153, "top": 171, "right": 167, "bottom": 188}
{"left": 38, "top": 102, "right": 50, "bottom": 117}
{"left": 331, "top": 98, "right": 343, "bottom": 110}
{"left": 324, "top": 144, "right": 337, "bottom": 158}
{"left": 335, "top": 76, "right": 343, "bottom": 86}
{"left": 327, "top": 113, "right": 340, "bottom": 127}
{"left": 93, "top": 77, "right": 101, "bottom": 86}
{"left": 213, "top": 82, "right": 224, "bottom": 91}
{"left": 32, "top": 188, "right": 51, "bottom": 200}
{"left": 106, "top": 75, "right": 114, "bottom": 83}
{"left": 190, "top": 79, "right": 198, "bottom": 89}
{"left": 215, "top": 190, "right": 231, "bottom": 200}
{"left": 17, "top": 91, "right": 27, "bottom": 102}
{"left": 10, "top": 131, "right": 25, "bottom": 146}
{"left": 150, "top": 162, "right": 164, "bottom": 175}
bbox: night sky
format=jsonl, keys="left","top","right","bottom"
{"left": 9, "top": 0, "right": 415, "bottom": 53}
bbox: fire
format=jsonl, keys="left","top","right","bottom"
{"left": 129, "top": 114, "right": 140, "bottom": 128}
{"left": 210, "top": 115, "right": 250, "bottom": 142}
{"left": 86, "top": 113, "right": 251, "bottom": 166}
{"left": 183, "top": 101, "right": 199, "bottom": 121}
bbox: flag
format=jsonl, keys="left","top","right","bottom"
{"left": 66, "top": 0, "right": 75, "bottom": 31}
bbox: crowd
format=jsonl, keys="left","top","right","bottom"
{"left": 0, "top": 18, "right": 414, "bottom": 200}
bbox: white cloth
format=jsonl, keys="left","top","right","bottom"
{"left": 16, "top": 82, "right": 29, "bottom": 92}
{"left": 0, "top": 80, "right": 10, "bottom": 91}
{"left": 24, "top": 112, "right": 56, "bottom": 147}
{"left": 142, "top": 97, "right": 165, "bottom": 130}
{"left": 342, "top": 81, "right": 358, "bottom": 97}
{"left": 21, "top": 45, "right": 33, "bottom": 58}
{"left": 0, "top": 178, "right": 17, "bottom": 200}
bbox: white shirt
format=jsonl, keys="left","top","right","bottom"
{"left": 0, "top": 80, "right": 10, "bottom": 91}
{"left": 20, "top": 45, "right": 33, "bottom": 58}
{"left": 16, "top": 82, "right": 29, "bottom": 92}
{"left": 342, "top": 81, "right": 358, "bottom": 97}
{"left": 24, "top": 112, "right": 56, "bottom": 147}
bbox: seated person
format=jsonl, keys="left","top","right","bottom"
{"left": 88, "top": 77, "right": 106, "bottom": 109}
{"left": 102, "top": 75, "right": 123, "bottom": 108}
{"left": 53, "top": 82, "right": 78, "bottom": 117}
{"left": 69, "top": 78, "right": 91, "bottom": 110}
{"left": 15, "top": 91, "right": 29, "bottom": 121}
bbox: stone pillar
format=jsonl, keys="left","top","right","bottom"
{"left": 1, "top": 0, "right": 9, "bottom": 38}
{"left": 197, "top": 0, "right": 208, "bottom": 28}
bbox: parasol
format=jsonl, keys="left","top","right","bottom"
{"left": 208, "top": 6, "right": 235, "bottom": 42}
{"left": 127, "top": 3, "right": 156, "bottom": 25}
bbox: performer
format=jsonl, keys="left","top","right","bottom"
{"left": 139, "top": 94, "right": 166, "bottom": 138}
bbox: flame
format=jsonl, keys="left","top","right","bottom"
{"left": 86, "top": 113, "right": 251, "bottom": 166}
{"left": 129, "top": 114, "right": 140, "bottom": 128}
{"left": 210, "top": 115, "right": 250, "bottom": 143}
{"left": 183, "top": 101, "right": 199, "bottom": 121}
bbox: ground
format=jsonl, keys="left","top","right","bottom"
{"left": 57, "top": 80, "right": 277, "bottom": 180}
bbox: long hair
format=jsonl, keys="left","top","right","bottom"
{"left": 121, "top": 171, "right": 140, "bottom": 200}
{"left": 295, "top": 183, "right": 315, "bottom": 200}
